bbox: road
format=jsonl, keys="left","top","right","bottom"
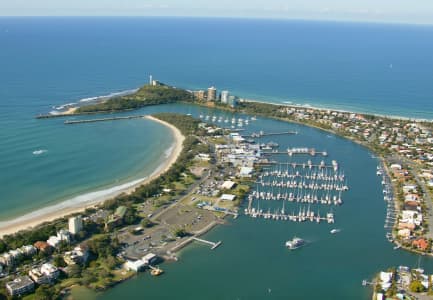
{"left": 150, "top": 135, "right": 217, "bottom": 223}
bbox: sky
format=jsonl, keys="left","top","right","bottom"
{"left": 2, "top": 0, "right": 433, "bottom": 25}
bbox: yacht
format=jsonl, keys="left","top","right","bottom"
{"left": 285, "top": 237, "right": 305, "bottom": 250}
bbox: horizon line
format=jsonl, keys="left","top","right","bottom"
{"left": 0, "top": 15, "right": 433, "bottom": 27}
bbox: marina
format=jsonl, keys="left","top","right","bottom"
{"left": 237, "top": 123, "right": 347, "bottom": 226}
{"left": 262, "top": 148, "right": 328, "bottom": 157}
{"left": 242, "top": 132, "right": 346, "bottom": 225}
{"left": 199, "top": 115, "right": 257, "bottom": 129}
{"left": 244, "top": 204, "right": 335, "bottom": 224}
{"left": 378, "top": 163, "right": 398, "bottom": 243}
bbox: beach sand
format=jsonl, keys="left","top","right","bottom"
{"left": 64, "top": 107, "right": 78, "bottom": 115}
{"left": 0, "top": 115, "right": 185, "bottom": 237}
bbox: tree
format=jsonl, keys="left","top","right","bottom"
{"left": 172, "top": 226, "right": 189, "bottom": 238}
{"left": 0, "top": 240, "right": 7, "bottom": 253}
{"left": 141, "top": 218, "right": 154, "bottom": 228}
{"left": 68, "top": 264, "right": 82, "bottom": 278}
{"left": 410, "top": 280, "right": 425, "bottom": 293}
{"left": 105, "top": 255, "right": 118, "bottom": 269}
{"left": 81, "top": 269, "right": 98, "bottom": 286}
{"left": 34, "top": 285, "right": 55, "bottom": 300}
{"left": 87, "top": 235, "right": 118, "bottom": 258}
{"left": 53, "top": 255, "right": 67, "bottom": 268}
{"left": 124, "top": 209, "right": 138, "bottom": 225}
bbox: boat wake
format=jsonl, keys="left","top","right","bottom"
{"left": 33, "top": 149, "right": 47, "bottom": 155}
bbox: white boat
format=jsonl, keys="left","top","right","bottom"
{"left": 330, "top": 229, "right": 340, "bottom": 234}
{"left": 33, "top": 149, "right": 47, "bottom": 155}
{"left": 285, "top": 237, "right": 305, "bottom": 250}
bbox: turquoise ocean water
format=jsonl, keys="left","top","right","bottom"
{"left": 1, "top": 17, "right": 433, "bottom": 299}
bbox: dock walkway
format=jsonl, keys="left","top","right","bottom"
{"left": 262, "top": 150, "right": 328, "bottom": 157}
{"left": 242, "top": 131, "right": 297, "bottom": 138}
{"left": 192, "top": 237, "right": 222, "bottom": 250}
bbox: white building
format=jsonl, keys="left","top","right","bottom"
{"left": 69, "top": 216, "right": 83, "bottom": 235}
{"left": 47, "top": 230, "right": 71, "bottom": 248}
{"left": 18, "top": 245, "right": 36, "bottom": 257}
{"left": 142, "top": 253, "right": 158, "bottom": 265}
{"left": 379, "top": 271, "right": 393, "bottom": 291}
{"left": 220, "top": 194, "right": 236, "bottom": 201}
{"left": 0, "top": 253, "right": 14, "bottom": 266}
{"left": 64, "top": 245, "right": 89, "bottom": 265}
{"left": 221, "top": 180, "right": 236, "bottom": 190}
{"left": 221, "top": 90, "right": 229, "bottom": 103}
{"left": 240, "top": 167, "right": 254, "bottom": 177}
{"left": 125, "top": 260, "right": 146, "bottom": 272}
{"left": 207, "top": 86, "right": 217, "bottom": 101}
{"left": 6, "top": 276, "right": 34, "bottom": 297}
{"left": 28, "top": 263, "right": 59, "bottom": 285}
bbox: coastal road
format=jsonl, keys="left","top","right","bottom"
{"left": 150, "top": 168, "right": 212, "bottom": 223}
{"left": 150, "top": 135, "right": 217, "bottom": 223}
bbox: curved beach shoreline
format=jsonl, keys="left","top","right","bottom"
{"left": 0, "top": 116, "right": 185, "bottom": 237}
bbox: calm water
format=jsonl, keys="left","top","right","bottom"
{"left": 1, "top": 17, "right": 433, "bottom": 299}
{"left": 95, "top": 103, "right": 433, "bottom": 300}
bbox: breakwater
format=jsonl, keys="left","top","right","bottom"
{"left": 64, "top": 115, "right": 148, "bottom": 125}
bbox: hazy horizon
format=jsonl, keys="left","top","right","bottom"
{"left": 2, "top": 0, "right": 433, "bottom": 25}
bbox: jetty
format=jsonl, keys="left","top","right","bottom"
{"left": 223, "top": 128, "right": 245, "bottom": 132}
{"left": 244, "top": 206, "right": 335, "bottom": 224}
{"left": 362, "top": 280, "right": 377, "bottom": 286}
{"left": 242, "top": 131, "right": 297, "bottom": 138}
{"left": 36, "top": 114, "right": 71, "bottom": 119}
{"left": 262, "top": 149, "right": 328, "bottom": 157}
{"left": 258, "top": 161, "right": 339, "bottom": 170}
{"left": 64, "top": 115, "right": 147, "bottom": 124}
{"left": 192, "top": 237, "right": 222, "bottom": 250}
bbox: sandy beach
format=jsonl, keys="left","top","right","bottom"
{"left": 0, "top": 115, "right": 185, "bottom": 237}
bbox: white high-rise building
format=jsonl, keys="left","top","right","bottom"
{"left": 221, "top": 90, "right": 229, "bottom": 103}
{"left": 68, "top": 216, "right": 83, "bottom": 235}
{"left": 207, "top": 86, "right": 217, "bottom": 101}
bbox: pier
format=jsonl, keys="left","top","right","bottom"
{"left": 244, "top": 207, "right": 335, "bottom": 224}
{"left": 242, "top": 131, "right": 297, "bottom": 138}
{"left": 36, "top": 113, "right": 71, "bottom": 119}
{"left": 192, "top": 237, "right": 222, "bottom": 250}
{"left": 223, "top": 128, "right": 245, "bottom": 132}
{"left": 362, "top": 280, "right": 377, "bottom": 286}
{"left": 64, "top": 115, "right": 147, "bottom": 124}
{"left": 258, "top": 161, "right": 339, "bottom": 170}
{"left": 262, "top": 150, "right": 328, "bottom": 157}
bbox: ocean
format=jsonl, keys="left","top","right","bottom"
{"left": 1, "top": 17, "right": 433, "bottom": 299}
